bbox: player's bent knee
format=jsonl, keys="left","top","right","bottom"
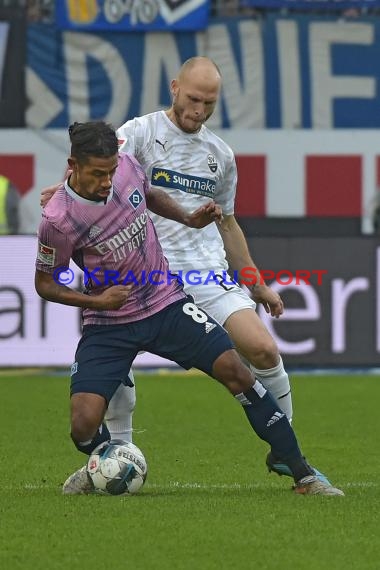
{"left": 249, "top": 339, "right": 279, "bottom": 369}
{"left": 71, "top": 415, "right": 99, "bottom": 443}
{"left": 212, "top": 350, "right": 253, "bottom": 394}
{"left": 70, "top": 392, "right": 107, "bottom": 442}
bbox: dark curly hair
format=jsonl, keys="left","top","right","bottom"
{"left": 68, "top": 121, "right": 118, "bottom": 163}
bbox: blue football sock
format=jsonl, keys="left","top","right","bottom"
{"left": 236, "top": 382, "right": 313, "bottom": 482}
{"left": 71, "top": 423, "right": 111, "bottom": 455}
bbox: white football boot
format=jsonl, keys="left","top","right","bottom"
{"left": 62, "top": 465, "right": 94, "bottom": 495}
{"left": 294, "top": 475, "right": 344, "bottom": 496}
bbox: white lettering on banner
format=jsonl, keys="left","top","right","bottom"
{"left": 332, "top": 278, "right": 369, "bottom": 353}
{"left": 142, "top": 33, "right": 181, "bottom": 116}
{"left": 0, "top": 22, "right": 9, "bottom": 96}
{"left": 63, "top": 32, "right": 130, "bottom": 126}
{"left": 200, "top": 20, "right": 265, "bottom": 129}
{"left": 310, "top": 22, "right": 375, "bottom": 128}
{"left": 259, "top": 282, "right": 320, "bottom": 354}
{"left": 1, "top": 237, "right": 380, "bottom": 366}
{"left": 26, "top": 69, "right": 64, "bottom": 128}
{"left": 142, "top": 19, "right": 264, "bottom": 127}
{"left": 276, "top": 20, "right": 301, "bottom": 129}
{"left": 101, "top": 0, "right": 159, "bottom": 26}
{"left": 160, "top": 0, "right": 206, "bottom": 24}
{"left": 258, "top": 249, "right": 380, "bottom": 357}
{"left": 25, "top": 17, "right": 380, "bottom": 129}
{"left": 0, "top": 237, "right": 176, "bottom": 368}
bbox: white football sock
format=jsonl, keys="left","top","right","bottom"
{"left": 105, "top": 371, "right": 136, "bottom": 443}
{"left": 250, "top": 356, "right": 293, "bottom": 422}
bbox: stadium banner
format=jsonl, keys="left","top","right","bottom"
{"left": 1, "top": 129, "right": 378, "bottom": 234}
{"left": 0, "top": 235, "right": 379, "bottom": 368}
{"left": 27, "top": 13, "right": 380, "bottom": 129}
{"left": 244, "top": 0, "right": 380, "bottom": 8}
{"left": 55, "top": 0, "right": 210, "bottom": 31}
{"left": 0, "top": 236, "right": 176, "bottom": 368}
{"left": 0, "top": 7, "right": 26, "bottom": 127}
{"left": 251, "top": 236, "right": 380, "bottom": 367}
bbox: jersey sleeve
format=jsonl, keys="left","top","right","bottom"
{"left": 117, "top": 116, "right": 152, "bottom": 168}
{"left": 118, "top": 151, "right": 151, "bottom": 199}
{"left": 36, "top": 216, "right": 73, "bottom": 274}
{"left": 216, "top": 147, "right": 237, "bottom": 216}
{"left": 117, "top": 118, "right": 138, "bottom": 156}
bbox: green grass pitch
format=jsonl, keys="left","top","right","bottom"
{"left": 1, "top": 370, "right": 380, "bottom": 570}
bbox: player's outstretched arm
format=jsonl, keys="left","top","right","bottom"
{"left": 146, "top": 187, "right": 222, "bottom": 228}
{"left": 187, "top": 201, "right": 223, "bottom": 228}
{"left": 35, "top": 270, "right": 132, "bottom": 310}
{"left": 40, "top": 182, "right": 61, "bottom": 207}
{"left": 218, "top": 214, "right": 283, "bottom": 318}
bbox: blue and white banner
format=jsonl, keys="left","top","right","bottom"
{"left": 55, "top": 0, "right": 209, "bottom": 31}
{"left": 27, "top": 14, "right": 380, "bottom": 128}
{"left": 244, "top": 0, "right": 380, "bottom": 8}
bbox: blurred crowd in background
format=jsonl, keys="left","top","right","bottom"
{"left": 0, "top": 0, "right": 54, "bottom": 22}
{"left": 0, "top": 0, "right": 379, "bottom": 22}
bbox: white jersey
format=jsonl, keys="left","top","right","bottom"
{"left": 117, "top": 110, "right": 237, "bottom": 274}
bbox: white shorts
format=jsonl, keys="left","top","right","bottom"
{"left": 183, "top": 273, "right": 256, "bottom": 326}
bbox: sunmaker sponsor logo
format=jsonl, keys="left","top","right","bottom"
{"left": 151, "top": 167, "right": 216, "bottom": 198}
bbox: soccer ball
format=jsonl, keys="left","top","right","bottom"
{"left": 87, "top": 439, "right": 147, "bottom": 496}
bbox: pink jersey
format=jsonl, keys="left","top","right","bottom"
{"left": 36, "top": 153, "right": 185, "bottom": 325}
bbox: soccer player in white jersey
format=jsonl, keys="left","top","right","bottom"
{"left": 116, "top": 56, "right": 334, "bottom": 486}
{"left": 41, "top": 59, "right": 337, "bottom": 490}
{"left": 36, "top": 121, "right": 344, "bottom": 497}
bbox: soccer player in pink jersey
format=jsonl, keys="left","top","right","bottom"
{"left": 35, "top": 121, "right": 343, "bottom": 496}
{"left": 41, "top": 60, "right": 341, "bottom": 493}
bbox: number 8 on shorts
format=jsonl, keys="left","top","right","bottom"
{"left": 182, "top": 302, "right": 208, "bottom": 324}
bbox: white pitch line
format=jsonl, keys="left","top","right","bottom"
{"left": 152, "top": 481, "right": 379, "bottom": 490}
{"left": 3, "top": 480, "right": 378, "bottom": 492}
